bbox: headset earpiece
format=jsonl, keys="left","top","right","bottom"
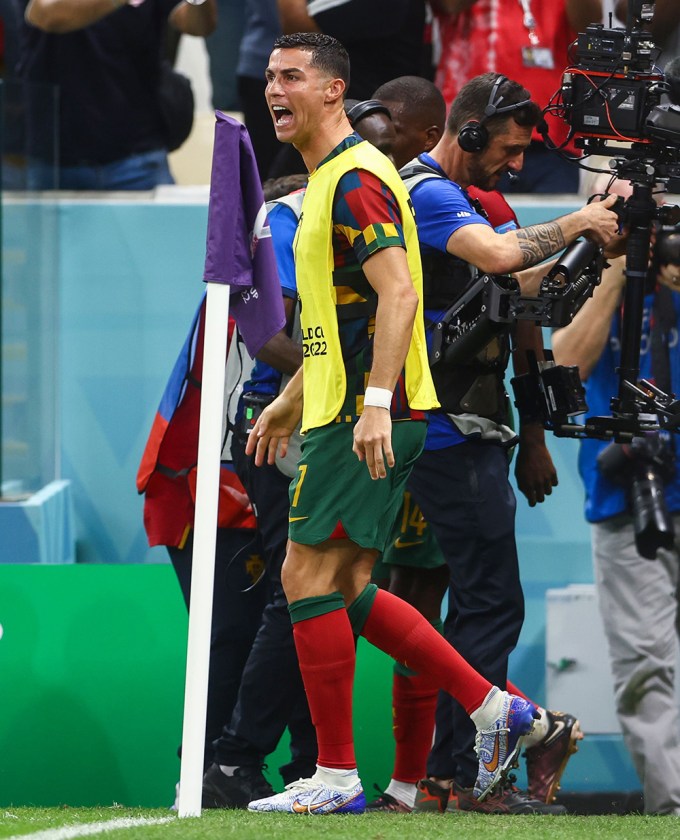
{"left": 346, "top": 99, "right": 391, "bottom": 126}
{"left": 457, "top": 120, "right": 489, "bottom": 153}
{"left": 457, "top": 74, "right": 533, "bottom": 154}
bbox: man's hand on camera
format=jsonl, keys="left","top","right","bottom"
{"left": 579, "top": 193, "right": 621, "bottom": 247}
{"left": 603, "top": 232, "right": 629, "bottom": 259}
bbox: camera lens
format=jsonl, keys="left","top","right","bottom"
{"left": 630, "top": 469, "right": 675, "bottom": 559}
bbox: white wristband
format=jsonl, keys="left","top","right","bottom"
{"left": 363, "top": 386, "right": 393, "bottom": 410}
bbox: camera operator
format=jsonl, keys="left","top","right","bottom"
{"left": 552, "top": 177, "right": 680, "bottom": 815}
{"left": 395, "top": 71, "right": 620, "bottom": 812}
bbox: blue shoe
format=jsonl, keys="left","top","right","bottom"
{"left": 248, "top": 776, "right": 366, "bottom": 814}
{"left": 473, "top": 693, "right": 537, "bottom": 801}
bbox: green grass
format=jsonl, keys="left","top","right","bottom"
{"left": 1, "top": 808, "right": 679, "bottom": 840}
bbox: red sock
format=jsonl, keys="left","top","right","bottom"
{"left": 392, "top": 670, "right": 439, "bottom": 783}
{"left": 292, "top": 608, "right": 357, "bottom": 769}
{"left": 361, "top": 589, "right": 492, "bottom": 714}
{"left": 507, "top": 680, "right": 532, "bottom": 704}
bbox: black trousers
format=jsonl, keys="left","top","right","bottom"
{"left": 169, "top": 526, "right": 268, "bottom": 770}
{"left": 212, "top": 435, "right": 317, "bottom": 784}
{"left": 407, "top": 440, "right": 524, "bottom": 787}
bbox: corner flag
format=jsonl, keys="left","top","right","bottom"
{"left": 178, "top": 113, "right": 285, "bottom": 818}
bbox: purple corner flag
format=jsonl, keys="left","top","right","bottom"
{"left": 203, "top": 111, "right": 286, "bottom": 358}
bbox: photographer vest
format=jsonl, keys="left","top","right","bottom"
{"left": 295, "top": 140, "right": 438, "bottom": 434}
{"left": 401, "top": 159, "right": 510, "bottom": 423}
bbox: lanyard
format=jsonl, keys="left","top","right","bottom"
{"left": 518, "top": 0, "right": 540, "bottom": 46}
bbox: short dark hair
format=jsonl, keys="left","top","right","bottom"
{"left": 272, "top": 32, "right": 350, "bottom": 89}
{"left": 263, "top": 173, "right": 309, "bottom": 201}
{"left": 447, "top": 72, "right": 541, "bottom": 137}
{"left": 373, "top": 76, "right": 446, "bottom": 129}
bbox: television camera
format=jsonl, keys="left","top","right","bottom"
{"left": 430, "top": 2, "right": 680, "bottom": 557}
{"left": 433, "top": 0, "right": 680, "bottom": 441}
{"left": 535, "top": 0, "right": 680, "bottom": 439}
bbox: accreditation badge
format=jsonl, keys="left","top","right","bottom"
{"left": 521, "top": 46, "right": 554, "bottom": 69}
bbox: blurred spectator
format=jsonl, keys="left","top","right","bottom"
{"left": 277, "top": 0, "right": 432, "bottom": 100}
{"left": 431, "top": 0, "right": 602, "bottom": 193}
{"left": 206, "top": 0, "right": 245, "bottom": 111}
{"left": 1, "top": 0, "right": 25, "bottom": 190}
{"left": 0, "top": 0, "right": 21, "bottom": 78}
{"left": 16, "top": 0, "right": 216, "bottom": 190}
{"left": 237, "top": 0, "right": 285, "bottom": 180}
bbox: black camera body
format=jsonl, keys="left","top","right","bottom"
{"left": 238, "top": 391, "right": 275, "bottom": 437}
{"left": 563, "top": 22, "right": 663, "bottom": 142}
{"left": 565, "top": 67, "right": 662, "bottom": 141}
{"left": 554, "top": 0, "right": 680, "bottom": 179}
{"left": 597, "top": 433, "right": 677, "bottom": 559}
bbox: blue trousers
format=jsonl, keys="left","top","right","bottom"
{"left": 26, "top": 149, "right": 174, "bottom": 191}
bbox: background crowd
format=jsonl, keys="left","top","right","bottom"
{"left": 3, "top": 0, "right": 677, "bottom": 191}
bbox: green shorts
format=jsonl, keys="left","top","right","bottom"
{"left": 381, "top": 490, "right": 447, "bottom": 570}
{"left": 288, "top": 420, "right": 426, "bottom": 551}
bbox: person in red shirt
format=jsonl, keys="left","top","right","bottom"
{"left": 432, "top": 0, "right": 602, "bottom": 193}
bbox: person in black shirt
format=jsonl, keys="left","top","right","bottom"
{"left": 16, "top": 0, "right": 216, "bottom": 189}
{"left": 277, "top": 0, "right": 432, "bottom": 100}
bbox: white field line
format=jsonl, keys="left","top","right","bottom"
{"left": 5, "top": 816, "right": 174, "bottom": 840}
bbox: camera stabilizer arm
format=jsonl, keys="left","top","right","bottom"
{"left": 430, "top": 237, "right": 605, "bottom": 371}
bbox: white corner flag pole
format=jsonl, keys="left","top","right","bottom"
{"left": 178, "top": 281, "right": 231, "bottom": 818}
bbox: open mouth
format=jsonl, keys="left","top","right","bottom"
{"left": 272, "top": 105, "right": 294, "bottom": 127}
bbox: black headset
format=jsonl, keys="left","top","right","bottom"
{"left": 457, "top": 74, "right": 532, "bottom": 153}
{"left": 346, "top": 99, "right": 391, "bottom": 127}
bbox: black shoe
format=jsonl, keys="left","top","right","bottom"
{"left": 365, "top": 784, "right": 413, "bottom": 813}
{"left": 202, "top": 763, "right": 275, "bottom": 809}
{"left": 413, "top": 778, "right": 455, "bottom": 813}
{"left": 454, "top": 774, "right": 568, "bottom": 815}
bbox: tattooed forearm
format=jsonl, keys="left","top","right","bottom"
{"left": 515, "top": 223, "right": 566, "bottom": 268}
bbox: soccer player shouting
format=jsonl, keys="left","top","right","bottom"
{"left": 246, "top": 32, "right": 537, "bottom": 815}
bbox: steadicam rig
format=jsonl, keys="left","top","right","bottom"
{"left": 432, "top": 2, "right": 680, "bottom": 443}
{"left": 525, "top": 0, "right": 680, "bottom": 442}
{"left": 429, "top": 237, "right": 606, "bottom": 372}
